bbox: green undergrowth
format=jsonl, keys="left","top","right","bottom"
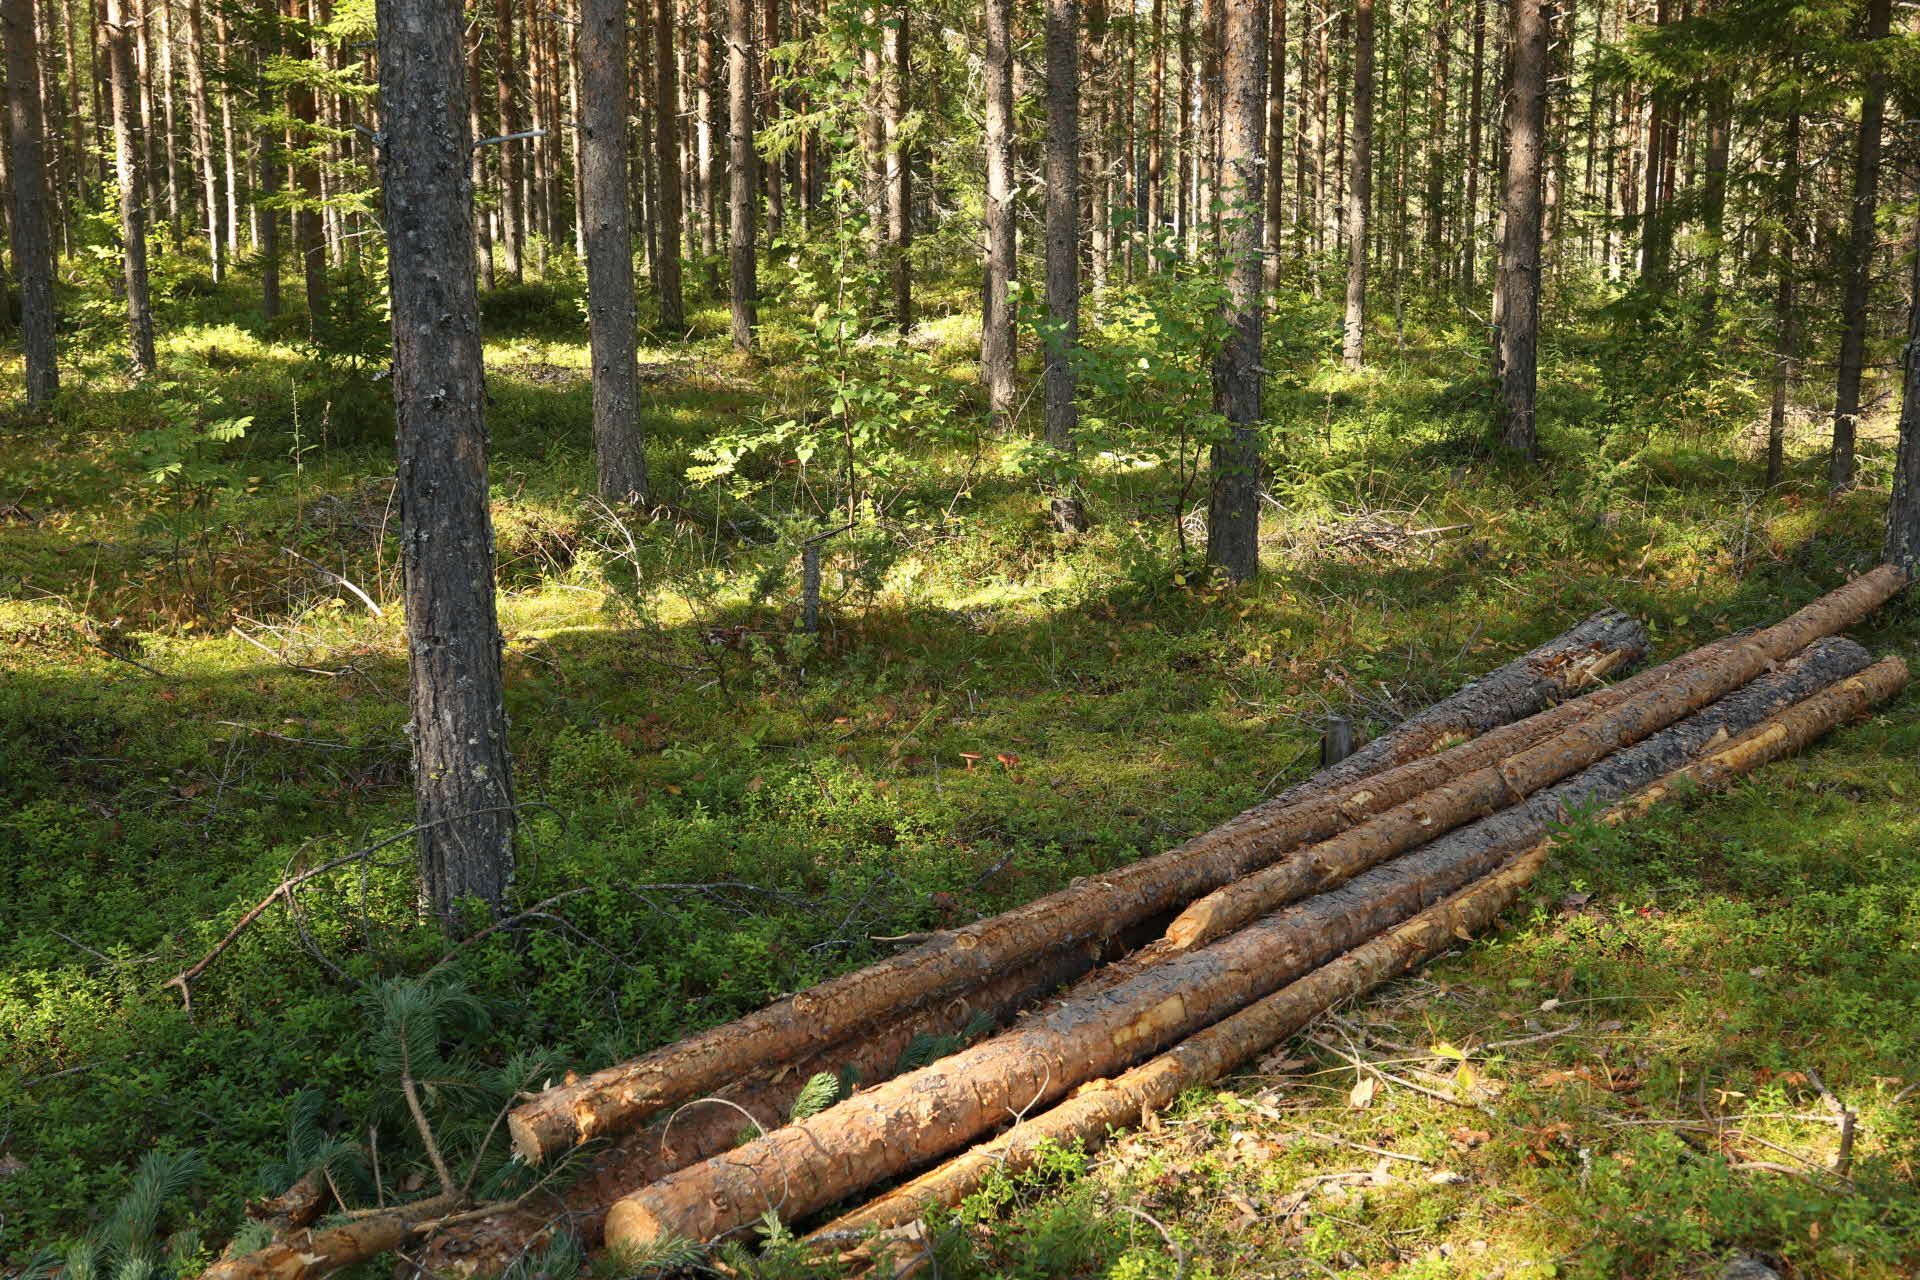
{"left": 2, "top": 256, "right": 1917, "bottom": 1278}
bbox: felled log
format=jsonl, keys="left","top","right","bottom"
{"left": 196, "top": 1192, "right": 461, "bottom": 1280}
{"left": 1055, "top": 638, "right": 1873, "bottom": 1006}
{"left": 508, "top": 616, "right": 1662, "bottom": 1163}
{"left": 1264, "top": 609, "right": 1647, "bottom": 809}
{"left": 601, "top": 629, "right": 1903, "bottom": 1247}
{"left": 1165, "top": 567, "right": 1906, "bottom": 948}
{"left": 415, "top": 942, "right": 1103, "bottom": 1272}
{"left": 806, "top": 652, "right": 1909, "bottom": 1238}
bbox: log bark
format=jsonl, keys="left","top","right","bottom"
{"left": 417, "top": 944, "right": 1105, "bottom": 1270}
{"left": 1052, "top": 639, "right": 1872, "bottom": 1007}
{"left": 1265, "top": 611, "right": 1647, "bottom": 809}
{"left": 806, "top": 657, "right": 1909, "bottom": 1240}
{"left": 197, "top": 1193, "right": 461, "bottom": 1280}
{"left": 1165, "top": 567, "right": 1906, "bottom": 949}
{"left": 503, "top": 616, "right": 1672, "bottom": 1163}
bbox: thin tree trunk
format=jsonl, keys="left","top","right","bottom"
{"left": 1206, "top": 0, "right": 1267, "bottom": 583}
{"left": 1261, "top": 0, "right": 1285, "bottom": 295}
{"left": 1885, "top": 204, "right": 1920, "bottom": 573}
{"left": 4, "top": 0, "right": 60, "bottom": 401}
{"left": 286, "top": 0, "right": 327, "bottom": 333}
{"left": 1339, "top": 0, "right": 1371, "bottom": 366}
{"left": 1767, "top": 102, "right": 1799, "bottom": 487}
{"left": 468, "top": 24, "right": 496, "bottom": 287}
{"left": 495, "top": 0, "right": 524, "bottom": 279}
{"left": 1424, "top": 0, "right": 1449, "bottom": 281}
{"left": 375, "top": 0, "right": 517, "bottom": 931}
{"left": 1461, "top": 0, "right": 1484, "bottom": 301}
{"left": 885, "top": 1, "right": 910, "bottom": 329}
{"left": 156, "top": 0, "right": 180, "bottom": 244}
{"left": 1828, "top": 0, "right": 1892, "bottom": 496}
{"left": 980, "top": 0, "right": 1015, "bottom": 427}
{"left": 583, "top": 0, "right": 649, "bottom": 499}
{"left": 182, "top": 0, "right": 220, "bottom": 278}
{"left": 695, "top": 0, "right": 716, "bottom": 282}
{"left": 1496, "top": 0, "right": 1546, "bottom": 458}
{"left": 1197, "top": 0, "right": 1220, "bottom": 250}
{"left": 105, "top": 0, "right": 155, "bottom": 375}
{"left": 1087, "top": 0, "right": 1109, "bottom": 292}
{"left": 215, "top": 5, "right": 240, "bottom": 257}
{"left": 256, "top": 2, "right": 280, "bottom": 316}
{"left": 652, "top": 0, "right": 684, "bottom": 329}
{"left": 1175, "top": 0, "right": 1190, "bottom": 249}
{"left": 727, "top": 0, "right": 755, "bottom": 347}
{"left": 1147, "top": 0, "right": 1164, "bottom": 267}
{"left": 1042, "top": 0, "right": 1086, "bottom": 532}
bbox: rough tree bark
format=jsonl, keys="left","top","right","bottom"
{"left": 1461, "top": 0, "right": 1483, "bottom": 301}
{"left": 1827, "top": 0, "right": 1892, "bottom": 496}
{"left": 494, "top": 0, "right": 523, "bottom": 280}
{"left": 653, "top": 0, "right": 684, "bottom": 330}
{"left": 695, "top": 0, "right": 716, "bottom": 282}
{"left": 1204, "top": 0, "right": 1268, "bottom": 582}
{"left": 377, "top": 0, "right": 518, "bottom": 930}
{"left": 1262, "top": 0, "right": 1286, "bottom": 296}
{"left": 1041, "top": 0, "right": 1086, "bottom": 531}
{"left": 104, "top": 0, "right": 155, "bottom": 376}
{"left": 727, "top": 0, "right": 756, "bottom": 348}
{"left": 582, "top": 0, "right": 649, "bottom": 501}
{"left": 980, "top": 0, "right": 1015, "bottom": 428}
{"left": 1767, "top": 101, "right": 1800, "bottom": 488}
{"left": 1885, "top": 205, "right": 1920, "bottom": 575}
{"left": 286, "top": 0, "right": 327, "bottom": 333}
{"left": 4, "top": 0, "right": 59, "bottom": 402}
{"left": 1339, "top": 0, "right": 1372, "bottom": 366}
{"left": 508, "top": 615, "right": 1656, "bottom": 1163}
{"left": 1147, "top": 0, "right": 1164, "bottom": 267}
{"left": 885, "top": 2, "right": 910, "bottom": 331}
{"left": 1495, "top": 0, "right": 1546, "bottom": 458}
{"left": 183, "top": 0, "right": 223, "bottom": 281}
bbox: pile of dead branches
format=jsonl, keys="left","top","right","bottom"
{"left": 201, "top": 567, "right": 1910, "bottom": 1279}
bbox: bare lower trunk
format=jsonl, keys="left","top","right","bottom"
{"left": 495, "top": 0, "right": 524, "bottom": 280}
{"left": 1205, "top": 0, "right": 1267, "bottom": 581}
{"left": 1339, "top": 0, "right": 1372, "bottom": 366}
{"left": 1885, "top": 207, "right": 1920, "bottom": 574}
{"left": 1496, "top": 0, "right": 1546, "bottom": 458}
{"left": 653, "top": 0, "right": 684, "bottom": 330}
{"left": 1827, "top": 0, "right": 1892, "bottom": 495}
{"left": 105, "top": 0, "right": 155, "bottom": 376}
{"left": 1767, "top": 103, "right": 1800, "bottom": 487}
{"left": 378, "top": 0, "right": 517, "bottom": 929}
{"left": 980, "top": 0, "right": 1015, "bottom": 426}
{"left": 183, "top": 0, "right": 223, "bottom": 280}
{"left": 885, "top": 2, "right": 910, "bottom": 331}
{"left": 583, "top": 0, "right": 648, "bottom": 500}
{"left": 4, "top": 0, "right": 60, "bottom": 402}
{"left": 1041, "top": 0, "right": 1085, "bottom": 531}
{"left": 727, "top": 0, "right": 755, "bottom": 347}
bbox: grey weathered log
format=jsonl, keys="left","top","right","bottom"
{"left": 377, "top": 0, "right": 518, "bottom": 928}
{"left": 2, "top": 0, "right": 58, "bottom": 402}
{"left": 1268, "top": 610, "right": 1650, "bottom": 810}
{"left": 581, "top": 0, "right": 649, "bottom": 502}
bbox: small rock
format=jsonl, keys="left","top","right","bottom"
{"left": 1427, "top": 1170, "right": 1467, "bottom": 1185}
{"left": 1723, "top": 1254, "right": 1781, "bottom": 1280}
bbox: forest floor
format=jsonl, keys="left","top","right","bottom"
{"left": 3, "top": 265, "right": 1918, "bottom": 1280}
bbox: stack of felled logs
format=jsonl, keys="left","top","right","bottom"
{"left": 203, "top": 568, "right": 1910, "bottom": 1279}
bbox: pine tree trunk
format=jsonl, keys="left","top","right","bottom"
{"left": 157, "top": 0, "right": 180, "bottom": 245}
{"left": 286, "top": 0, "right": 326, "bottom": 333}
{"left": 1205, "top": 0, "right": 1267, "bottom": 583}
{"left": 1196, "top": 0, "right": 1220, "bottom": 250}
{"left": 215, "top": 5, "right": 240, "bottom": 257}
{"left": 1828, "top": 0, "right": 1892, "bottom": 496}
{"left": 653, "top": 0, "right": 684, "bottom": 330}
{"left": 1146, "top": 0, "right": 1164, "bottom": 268}
{"left": 376, "top": 0, "right": 518, "bottom": 932}
{"left": 583, "top": 0, "right": 649, "bottom": 501}
{"left": 495, "top": 0, "right": 524, "bottom": 280}
{"left": 726, "top": 0, "right": 755, "bottom": 347}
{"left": 980, "top": 0, "right": 1015, "bottom": 428}
{"left": 255, "top": 5, "right": 280, "bottom": 316}
{"left": 1175, "top": 0, "right": 1190, "bottom": 249}
{"left": 1884, "top": 205, "right": 1920, "bottom": 573}
{"left": 1424, "top": 0, "right": 1449, "bottom": 281}
{"left": 1262, "top": 0, "right": 1285, "bottom": 296}
{"left": 885, "top": 1, "right": 910, "bottom": 330}
{"left": 4, "top": 0, "right": 60, "bottom": 402}
{"left": 695, "top": 0, "right": 716, "bottom": 282}
{"left": 1461, "top": 0, "right": 1483, "bottom": 300}
{"left": 1766, "top": 101, "right": 1799, "bottom": 487}
{"left": 1495, "top": 0, "right": 1545, "bottom": 458}
{"left": 105, "top": 0, "right": 155, "bottom": 375}
{"left": 1042, "top": 0, "right": 1086, "bottom": 533}
{"left": 1086, "top": 0, "right": 1108, "bottom": 292}
{"left": 182, "top": 0, "right": 221, "bottom": 279}
{"left": 468, "top": 27, "right": 496, "bottom": 287}
{"left": 1339, "top": 0, "right": 1371, "bottom": 366}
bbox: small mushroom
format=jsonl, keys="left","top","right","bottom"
{"left": 958, "top": 752, "right": 983, "bottom": 771}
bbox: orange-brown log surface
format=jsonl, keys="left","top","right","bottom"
{"left": 1164, "top": 567, "right": 1906, "bottom": 948}
{"left": 509, "top": 620, "right": 1675, "bottom": 1162}
{"left": 808, "top": 653, "right": 1908, "bottom": 1238}
{"left": 602, "top": 611, "right": 1902, "bottom": 1247}
{"left": 196, "top": 1192, "right": 458, "bottom": 1280}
